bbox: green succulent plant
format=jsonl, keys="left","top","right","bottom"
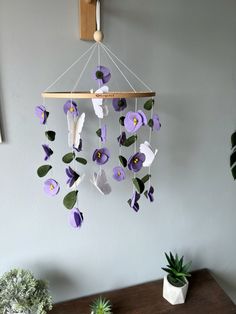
{"left": 162, "top": 252, "right": 191, "bottom": 287}
{"left": 90, "top": 296, "right": 112, "bottom": 314}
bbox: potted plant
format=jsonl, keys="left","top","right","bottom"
{"left": 0, "top": 268, "right": 52, "bottom": 314}
{"left": 162, "top": 252, "right": 191, "bottom": 305}
{"left": 90, "top": 296, "right": 112, "bottom": 314}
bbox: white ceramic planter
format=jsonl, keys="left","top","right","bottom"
{"left": 163, "top": 275, "right": 189, "bottom": 305}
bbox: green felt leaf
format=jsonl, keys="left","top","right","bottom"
{"left": 45, "top": 130, "right": 56, "bottom": 141}
{"left": 62, "top": 152, "right": 75, "bottom": 164}
{"left": 96, "top": 128, "right": 101, "bottom": 138}
{"left": 132, "top": 178, "right": 145, "bottom": 194}
{"left": 127, "top": 199, "right": 132, "bottom": 206}
{"left": 144, "top": 99, "right": 154, "bottom": 111}
{"left": 75, "top": 157, "right": 87, "bottom": 165}
{"left": 230, "top": 150, "right": 236, "bottom": 167}
{"left": 37, "top": 165, "right": 52, "bottom": 177}
{"left": 148, "top": 119, "right": 154, "bottom": 128}
{"left": 119, "top": 155, "right": 127, "bottom": 168}
{"left": 123, "top": 135, "right": 137, "bottom": 147}
{"left": 119, "top": 116, "right": 125, "bottom": 126}
{"left": 142, "top": 174, "right": 151, "bottom": 184}
{"left": 63, "top": 191, "right": 78, "bottom": 209}
{"left": 232, "top": 164, "right": 236, "bottom": 180}
{"left": 231, "top": 131, "right": 236, "bottom": 149}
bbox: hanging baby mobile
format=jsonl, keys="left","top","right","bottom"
{"left": 35, "top": 0, "right": 161, "bottom": 229}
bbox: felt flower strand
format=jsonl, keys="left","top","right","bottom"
{"left": 128, "top": 191, "right": 140, "bottom": 212}
{"left": 112, "top": 98, "right": 127, "bottom": 112}
{"left": 124, "top": 110, "right": 147, "bottom": 133}
{"left": 92, "top": 148, "right": 110, "bottom": 165}
{"left": 69, "top": 208, "right": 84, "bottom": 228}
{"left": 93, "top": 66, "right": 111, "bottom": 85}
{"left": 128, "top": 152, "right": 146, "bottom": 173}
{"left": 35, "top": 105, "right": 49, "bottom": 124}
{"left": 44, "top": 179, "right": 60, "bottom": 196}
{"left": 113, "top": 166, "right": 126, "bottom": 181}
{"left": 42, "top": 144, "right": 53, "bottom": 161}
{"left": 63, "top": 100, "right": 79, "bottom": 117}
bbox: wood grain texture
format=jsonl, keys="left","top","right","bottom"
{"left": 79, "top": 0, "right": 96, "bottom": 41}
{"left": 50, "top": 269, "right": 236, "bottom": 314}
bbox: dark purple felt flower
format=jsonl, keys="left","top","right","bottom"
{"left": 152, "top": 114, "right": 161, "bottom": 131}
{"left": 63, "top": 100, "right": 79, "bottom": 117}
{"left": 92, "top": 147, "right": 110, "bottom": 165}
{"left": 66, "top": 167, "right": 80, "bottom": 188}
{"left": 73, "top": 139, "right": 82, "bottom": 153}
{"left": 112, "top": 98, "right": 127, "bottom": 112}
{"left": 124, "top": 110, "right": 147, "bottom": 133}
{"left": 101, "top": 125, "right": 107, "bottom": 143}
{"left": 113, "top": 166, "right": 126, "bottom": 181}
{"left": 129, "top": 191, "right": 140, "bottom": 212}
{"left": 145, "top": 186, "right": 154, "bottom": 202}
{"left": 35, "top": 105, "right": 49, "bottom": 124}
{"left": 117, "top": 132, "right": 127, "bottom": 146}
{"left": 93, "top": 66, "right": 111, "bottom": 85}
{"left": 69, "top": 208, "right": 84, "bottom": 228}
{"left": 44, "top": 179, "right": 60, "bottom": 196}
{"left": 42, "top": 144, "right": 53, "bottom": 161}
{"left": 128, "top": 152, "right": 146, "bottom": 173}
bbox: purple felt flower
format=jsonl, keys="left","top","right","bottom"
{"left": 92, "top": 147, "right": 110, "bottom": 165}
{"left": 44, "top": 179, "right": 60, "bottom": 196}
{"left": 73, "top": 139, "right": 82, "bottom": 153}
{"left": 63, "top": 100, "right": 79, "bottom": 117}
{"left": 42, "top": 144, "right": 53, "bottom": 161}
{"left": 117, "top": 132, "right": 127, "bottom": 146}
{"left": 113, "top": 166, "right": 126, "bottom": 181}
{"left": 66, "top": 167, "right": 80, "bottom": 188}
{"left": 124, "top": 110, "right": 147, "bottom": 133}
{"left": 69, "top": 208, "right": 84, "bottom": 228}
{"left": 129, "top": 191, "right": 140, "bottom": 212}
{"left": 35, "top": 105, "right": 49, "bottom": 124}
{"left": 93, "top": 66, "right": 111, "bottom": 85}
{"left": 152, "top": 114, "right": 161, "bottom": 131}
{"left": 145, "top": 186, "right": 154, "bottom": 202}
{"left": 128, "top": 152, "right": 145, "bottom": 173}
{"left": 112, "top": 98, "right": 127, "bottom": 112}
{"left": 101, "top": 125, "right": 107, "bottom": 143}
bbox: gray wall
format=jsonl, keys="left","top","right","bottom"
{"left": 0, "top": 0, "right": 236, "bottom": 303}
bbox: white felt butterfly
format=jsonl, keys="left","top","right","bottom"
{"left": 140, "top": 141, "right": 158, "bottom": 167}
{"left": 67, "top": 112, "right": 85, "bottom": 148}
{"left": 90, "top": 169, "right": 111, "bottom": 195}
{"left": 91, "top": 86, "right": 109, "bottom": 119}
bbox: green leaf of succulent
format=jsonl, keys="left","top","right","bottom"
{"left": 90, "top": 297, "right": 112, "bottom": 314}
{"left": 132, "top": 178, "right": 145, "bottom": 194}
{"left": 142, "top": 174, "right": 151, "bottom": 184}
{"left": 45, "top": 130, "right": 56, "bottom": 141}
{"left": 96, "top": 128, "right": 102, "bottom": 138}
{"left": 123, "top": 135, "right": 137, "bottom": 147}
{"left": 119, "top": 116, "right": 125, "bottom": 126}
{"left": 75, "top": 157, "right": 87, "bottom": 165}
{"left": 37, "top": 165, "right": 52, "bottom": 177}
{"left": 119, "top": 155, "right": 127, "bottom": 168}
{"left": 148, "top": 119, "right": 154, "bottom": 128}
{"left": 62, "top": 152, "right": 75, "bottom": 164}
{"left": 231, "top": 131, "right": 236, "bottom": 149}
{"left": 144, "top": 98, "right": 154, "bottom": 110}
{"left": 63, "top": 191, "right": 78, "bottom": 209}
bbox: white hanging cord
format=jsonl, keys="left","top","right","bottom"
{"left": 43, "top": 43, "right": 96, "bottom": 92}
{"left": 101, "top": 42, "right": 152, "bottom": 92}
{"left": 71, "top": 44, "right": 97, "bottom": 93}
{"left": 96, "top": 0, "right": 101, "bottom": 31}
{"left": 101, "top": 44, "right": 136, "bottom": 92}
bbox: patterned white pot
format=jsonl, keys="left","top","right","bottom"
{"left": 163, "top": 275, "right": 189, "bottom": 305}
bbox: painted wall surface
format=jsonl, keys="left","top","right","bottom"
{"left": 0, "top": 0, "right": 236, "bottom": 303}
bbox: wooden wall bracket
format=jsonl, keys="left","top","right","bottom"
{"left": 79, "top": 0, "right": 96, "bottom": 41}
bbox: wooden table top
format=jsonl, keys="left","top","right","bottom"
{"left": 50, "top": 269, "right": 236, "bottom": 314}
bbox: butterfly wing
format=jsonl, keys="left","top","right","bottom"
{"left": 67, "top": 112, "right": 75, "bottom": 148}
{"left": 92, "top": 86, "right": 109, "bottom": 119}
{"left": 74, "top": 113, "right": 85, "bottom": 148}
{"left": 140, "top": 141, "right": 158, "bottom": 167}
{"left": 90, "top": 171, "right": 105, "bottom": 195}
{"left": 96, "top": 169, "right": 111, "bottom": 195}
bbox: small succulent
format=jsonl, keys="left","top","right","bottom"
{"left": 90, "top": 296, "right": 112, "bottom": 314}
{"left": 162, "top": 252, "right": 191, "bottom": 287}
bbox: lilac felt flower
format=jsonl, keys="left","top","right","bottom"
{"left": 128, "top": 152, "right": 146, "bottom": 173}
{"left": 44, "top": 179, "right": 60, "bottom": 196}
{"left": 129, "top": 191, "right": 140, "bottom": 212}
{"left": 42, "top": 144, "right": 53, "bottom": 161}
{"left": 73, "top": 139, "right": 82, "bottom": 153}
{"left": 35, "top": 105, "right": 49, "bottom": 124}
{"left": 124, "top": 110, "right": 147, "bottom": 133}
{"left": 66, "top": 167, "right": 80, "bottom": 188}
{"left": 69, "top": 208, "right": 84, "bottom": 228}
{"left": 92, "top": 147, "right": 110, "bottom": 165}
{"left": 145, "top": 186, "right": 154, "bottom": 202}
{"left": 101, "top": 125, "right": 107, "bottom": 143}
{"left": 112, "top": 98, "right": 127, "bottom": 112}
{"left": 117, "top": 132, "right": 127, "bottom": 146}
{"left": 93, "top": 66, "right": 111, "bottom": 85}
{"left": 152, "top": 114, "right": 161, "bottom": 131}
{"left": 63, "top": 100, "right": 79, "bottom": 117}
{"left": 113, "top": 166, "right": 126, "bottom": 181}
